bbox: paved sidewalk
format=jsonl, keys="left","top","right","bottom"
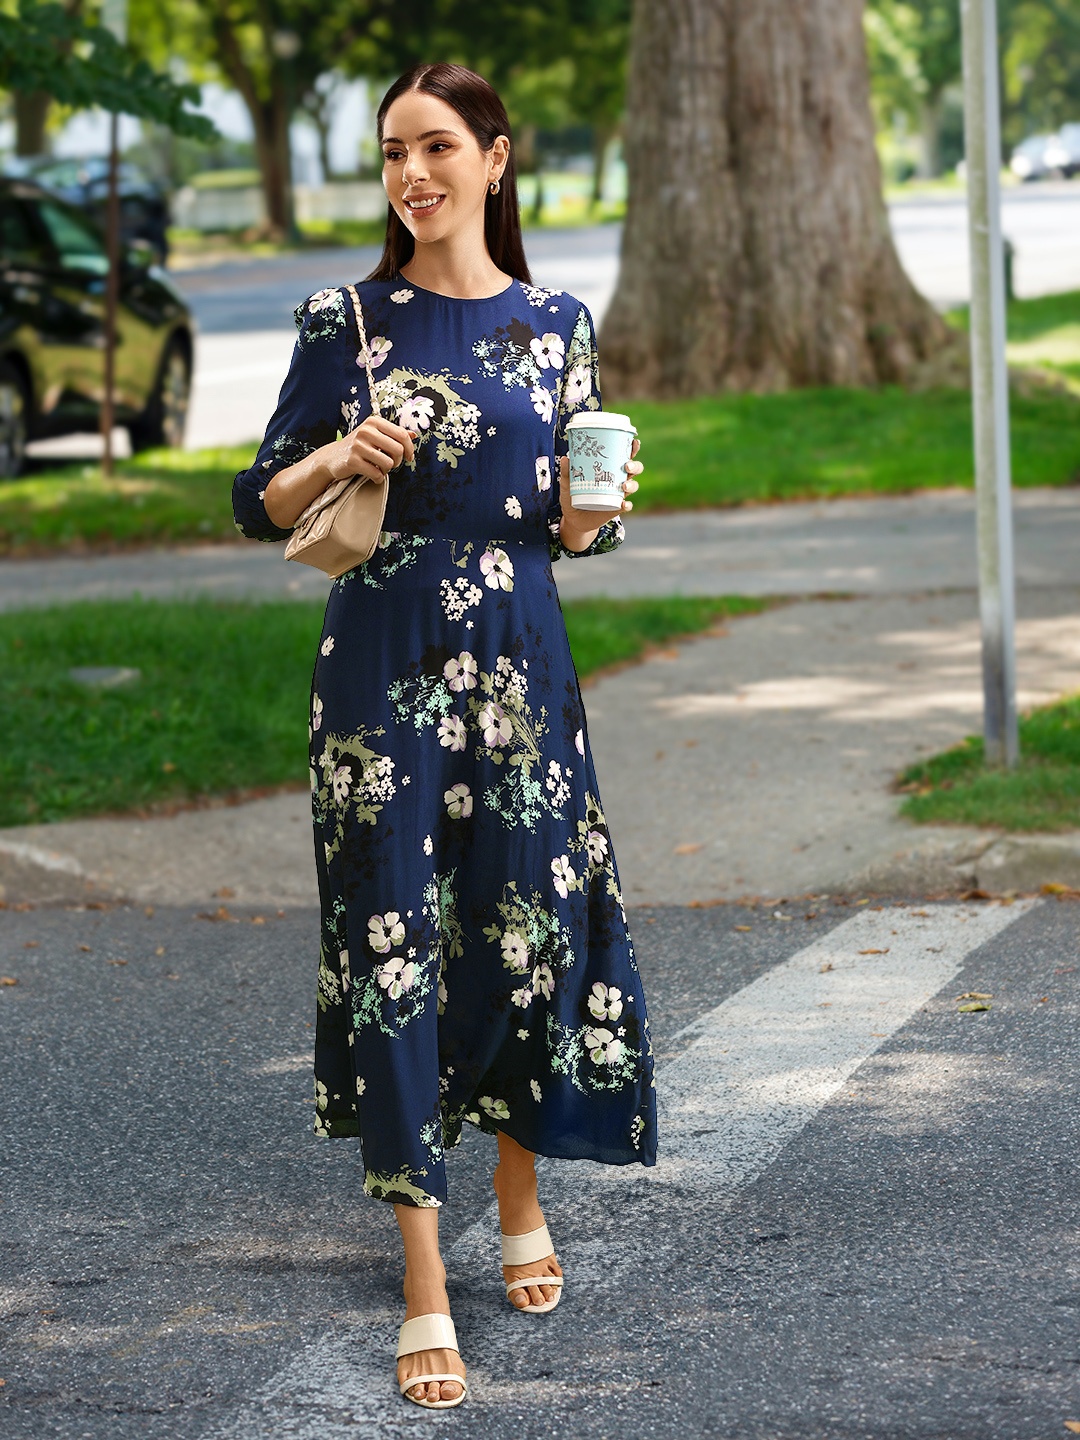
{"left": 3, "top": 488, "right": 1079, "bottom": 611}
{"left": 4, "top": 583, "right": 1079, "bottom": 908}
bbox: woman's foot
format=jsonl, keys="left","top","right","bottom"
{"left": 493, "top": 1159, "right": 563, "bottom": 1309}
{"left": 397, "top": 1268, "right": 466, "bottom": 1405}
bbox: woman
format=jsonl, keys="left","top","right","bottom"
{"left": 233, "top": 62, "right": 657, "bottom": 1410}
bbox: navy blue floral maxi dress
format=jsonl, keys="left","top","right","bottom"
{"left": 233, "top": 274, "right": 657, "bottom": 1207}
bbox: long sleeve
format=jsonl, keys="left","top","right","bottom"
{"left": 232, "top": 287, "right": 352, "bottom": 542}
{"left": 547, "top": 302, "right": 625, "bottom": 563}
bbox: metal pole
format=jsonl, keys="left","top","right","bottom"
{"left": 99, "top": 0, "right": 128, "bottom": 480}
{"left": 959, "top": 0, "right": 1019, "bottom": 767}
{"left": 100, "top": 109, "right": 121, "bottom": 479}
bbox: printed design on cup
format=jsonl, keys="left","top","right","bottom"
{"left": 566, "top": 412, "right": 636, "bottom": 513}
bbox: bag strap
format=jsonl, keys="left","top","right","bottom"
{"left": 344, "top": 283, "right": 382, "bottom": 419}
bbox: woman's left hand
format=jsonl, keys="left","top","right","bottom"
{"left": 558, "top": 437, "right": 643, "bottom": 548}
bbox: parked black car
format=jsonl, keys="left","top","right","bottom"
{"left": 0, "top": 177, "right": 194, "bottom": 478}
{"left": 13, "top": 157, "right": 171, "bottom": 266}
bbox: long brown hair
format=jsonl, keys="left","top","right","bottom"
{"left": 366, "top": 63, "right": 533, "bottom": 286}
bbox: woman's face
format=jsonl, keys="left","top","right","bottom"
{"left": 381, "top": 90, "right": 508, "bottom": 245}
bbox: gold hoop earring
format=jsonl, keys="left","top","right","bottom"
{"left": 489, "top": 179, "right": 500, "bottom": 196}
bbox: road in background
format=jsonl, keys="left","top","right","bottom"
{"left": 25, "top": 185, "right": 1080, "bottom": 460}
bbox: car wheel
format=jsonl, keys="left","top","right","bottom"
{"left": 0, "top": 359, "right": 29, "bottom": 479}
{"left": 128, "top": 337, "right": 190, "bottom": 452}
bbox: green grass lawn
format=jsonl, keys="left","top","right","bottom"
{"left": 0, "top": 594, "right": 766, "bottom": 827}
{"left": 898, "top": 693, "right": 1080, "bottom": 832}
{"left": 5, "top": 290, "right": 1077, "bottom": 554}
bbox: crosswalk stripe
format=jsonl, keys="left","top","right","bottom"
{"left": 206, "top": 899, "right": 1037, "bottom": 1435}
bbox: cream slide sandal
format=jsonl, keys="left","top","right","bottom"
{"left": 396, "top": 1312, "right": 468, "bottom": 1409}
{"left": 501, "top": 1222, "right": 564, "bottom": 1314}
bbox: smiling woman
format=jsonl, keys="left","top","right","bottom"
{"left": 230, "top": 61, "right": 651, "bottom": 1413}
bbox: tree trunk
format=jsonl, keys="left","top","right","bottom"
{"left": 15, "top": 90, "right": 50, "bottom": 156}
{"left": 600, "top": 0, "right": 958, "bottom": 399}
{"left": 916, "top": 91, "right": 944, "bottom": 179}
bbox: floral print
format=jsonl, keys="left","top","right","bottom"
{"left": 232, "top": 274, "right": 656, "bottom": 1207}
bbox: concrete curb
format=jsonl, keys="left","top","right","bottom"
{"left": 844, "top": 829, "right": 1080, "bottom": 896}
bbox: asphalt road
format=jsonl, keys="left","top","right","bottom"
{"left": 2, "top": 894, "right": 1077, "bottom": 1439}
{"left": 26, "top": 184, "right": 1080, "bottom": 460}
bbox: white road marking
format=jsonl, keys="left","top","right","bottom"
{"left": 204, "top": 900, "right": 1036, "bottom": 1436}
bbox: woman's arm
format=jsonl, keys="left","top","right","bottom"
{"left": 548, "top": 303, "right": 641, "bottom": 561}
{"left": 232, "top": 288, "right": 414, "bottom": 541}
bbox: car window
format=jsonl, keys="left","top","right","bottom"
{"left": 0, "top": 199, "right": 45, "bottom": 264}
{"left": 35, "top": 199, "right": 108, "bottom": 275}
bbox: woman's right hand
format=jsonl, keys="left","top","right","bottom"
{"left": 325, "top": 417, "right": 417, "bottom": 485}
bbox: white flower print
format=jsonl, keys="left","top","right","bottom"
{"left": 511, "top": 987, "right": 533, "bottom": 1009}
{"left": 443, "top": 651, "right": 478, "bottom": 692}
{"left": 487, "top": 425, "right": 497, "bottom": 436}
{"left": 530, "top": 332, "right": 565, "bottom": 370}
{"left": 575, "top": 728, "right": 585, "bottom": 756}
{"left": 504, "top": 495, "right": 522, "bottom": 519}
{"left": 532, "top": 963, "right": 554, "bottom": 1000}
{"left": 311, "top": 695, "right": 323, "bottom": 733}
{"left": 530, "top": 1078, "right": 542, "bottom": 1101}
{"left": 530, "top": 385, "right": 554, "bottom": 424}
{"left": 563, "top": 360, "right": 592, "bottom": 407}
{"left": 587, "top": 982, "right": 623, "bottom": 1022}
{"left": 320, "top": 635, "right": 335, "bottom": 657}
{"left": 545, "top": 760, "right": 570, "bottom": 807}
{"left": 437, "top": 714, "right": 467, "bottom": 752}
{"left": 368, "top": 911, "right": 406, "bottom": 953}
{"left": 479, "top": 701, "right": 512, "bottom": 747}
{"left": 398, "top": 394, "right": 436, "bottom": 431}
{"left": 586, "top": 830, "right": 609, "bottom": 866}
{"left": 423, "top": 834, "right": 433, "bottom": 855}
{"left": 358, "top": 335, "right": 392, "bottom": 370}
{"left": 549, "top": 304, "right": 559, "bottom": 313}
{"left": 480, "top": 547, "right": 514, "bottom": 591}
{"left": 444, "top": 782, "right": 473, "bottom": 819}
{"left": 479, "top": 1095, "right": 510, "bottom": 1120}
{"left": 332, "top": 765, "right": 352, "bottom": 805}
{"left": 307, "top": 288, "right": 339, "bottom": 313}
{"left": 501, "top": 931, "right": 529, "bottom": 972}
{"left": 551, "top": 854, "right": 577, "bottom": 898}
{"left": 377, "top": 956, "right": 417, "bottom": 1000}
{"left": 356, "top": 1075, "right": 366, "bottom": 1096}
{"left": 535, "top": 455, "right": 552, "bottom": 491}
{"left": 585, "top": 1027, "right": 623, "bottom": 1065}
{"left": 339, "top": 948, "right": 351, "bottom": 994}
{"left": 315, "top": 1077, "right": 328, "bottom": 1110}
{"left": 439, "top": 578, "right": 483, "bottom": 622}
{"left": 390, "top": 287, "right": 414, "bottom": 303}
{"left": 517, "top": 1028, "right": 530, "bottom": 1039}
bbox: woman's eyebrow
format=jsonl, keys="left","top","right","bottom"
{"left": 381, "top": 128, "right": 459, "bottom": 146}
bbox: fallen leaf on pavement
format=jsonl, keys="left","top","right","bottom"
{"left": 956, "top": 991, "right": 993, "bottom": 1000}
{"left": 673, "top": 843, "right": 703, "bottom": 855}
{"left": 155, "top": 946, "right": 165, "bottom": 956}
{"left": 819, "top": 962, "right": 833, "bottom": 972}
{"left": 911, "top": 910, "right": 929, "bottom": 917}
{"left": 23, "top": 941, "right": 38, "bottom": 949}
{"left": 197, "top": 907, "right": 235, "bottom": 922}
{"left": 1055, "top": 966, "right": 1076, "bottom": 975}
{"left": 78, "top": 944, "right": 92, "bottom": 953}
{"left": 734, "top": 925, "right": 752, "bottom": 932}
{"left": 958, "top": 1001, "right": 992, "bottom": 1012}
{"left": 214, "top": 887, "right": 236, "bottom": 899}
{"left": 108, "top": 959, "right": 128, "bottom": 967}
{"left": 0, "top": 976, "right": 18, "bottom": 986}
{"left": 960, "top": 888, "right": 993, "bottom": 901}
{"left": 859, "top": 948, "right": 889, "bottom": 955}
{"left": 1063, "top": 1423, "right": 1080, "bottom": 1434}
{"left": 1041, "top": 882, "right": 1077, "bottom": 896}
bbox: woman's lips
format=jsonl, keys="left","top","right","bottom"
{"left": 404, "top": 194, "right": 446, "bottom": 218}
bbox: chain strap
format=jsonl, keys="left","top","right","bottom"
{"left": 345, "top": 282, "right": 381, "bottom": 419}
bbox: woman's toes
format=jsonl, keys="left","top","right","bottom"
{"left": 512, "top": 1288, "right": 529, "bottom": 1308}
{"left": 441, "top": 1380, "right": 462, "bottom": 1401}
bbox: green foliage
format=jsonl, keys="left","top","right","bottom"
{"left": 0, "top": 1, "right": 216, "bottom": 137}
{"left": 0, "top": 593, "right": 764, "bottom": 824}
{"left": 898, "top": 693, "right": 1080, "bottom": 831}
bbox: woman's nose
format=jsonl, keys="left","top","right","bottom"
{"left": 402, "top": 152, "right": 429, "bottom": 185}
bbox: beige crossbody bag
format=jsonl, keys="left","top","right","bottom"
{"left": 284, "top": 283, "right": 390, "bottom": 579}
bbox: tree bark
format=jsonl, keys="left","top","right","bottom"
{"left": 14, "top": 90, "right": 50, "bottom": 156}
{"left": 600, "top": 0, "right": 958, "bottom": 399}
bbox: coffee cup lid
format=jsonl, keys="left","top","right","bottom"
{"left": 566, "top": 411, "right": 636, "bottom": 432}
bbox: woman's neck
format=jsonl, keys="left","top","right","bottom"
{"left": 398, "top": 237, "right": 512, "bottom": 300}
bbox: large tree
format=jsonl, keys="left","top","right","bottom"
{"left": 599, "top": 0, "right": 957, "bottom": 400}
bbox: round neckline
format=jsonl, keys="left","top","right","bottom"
{"left": 393, "top": 271, "right": 518, "bottom": 302}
